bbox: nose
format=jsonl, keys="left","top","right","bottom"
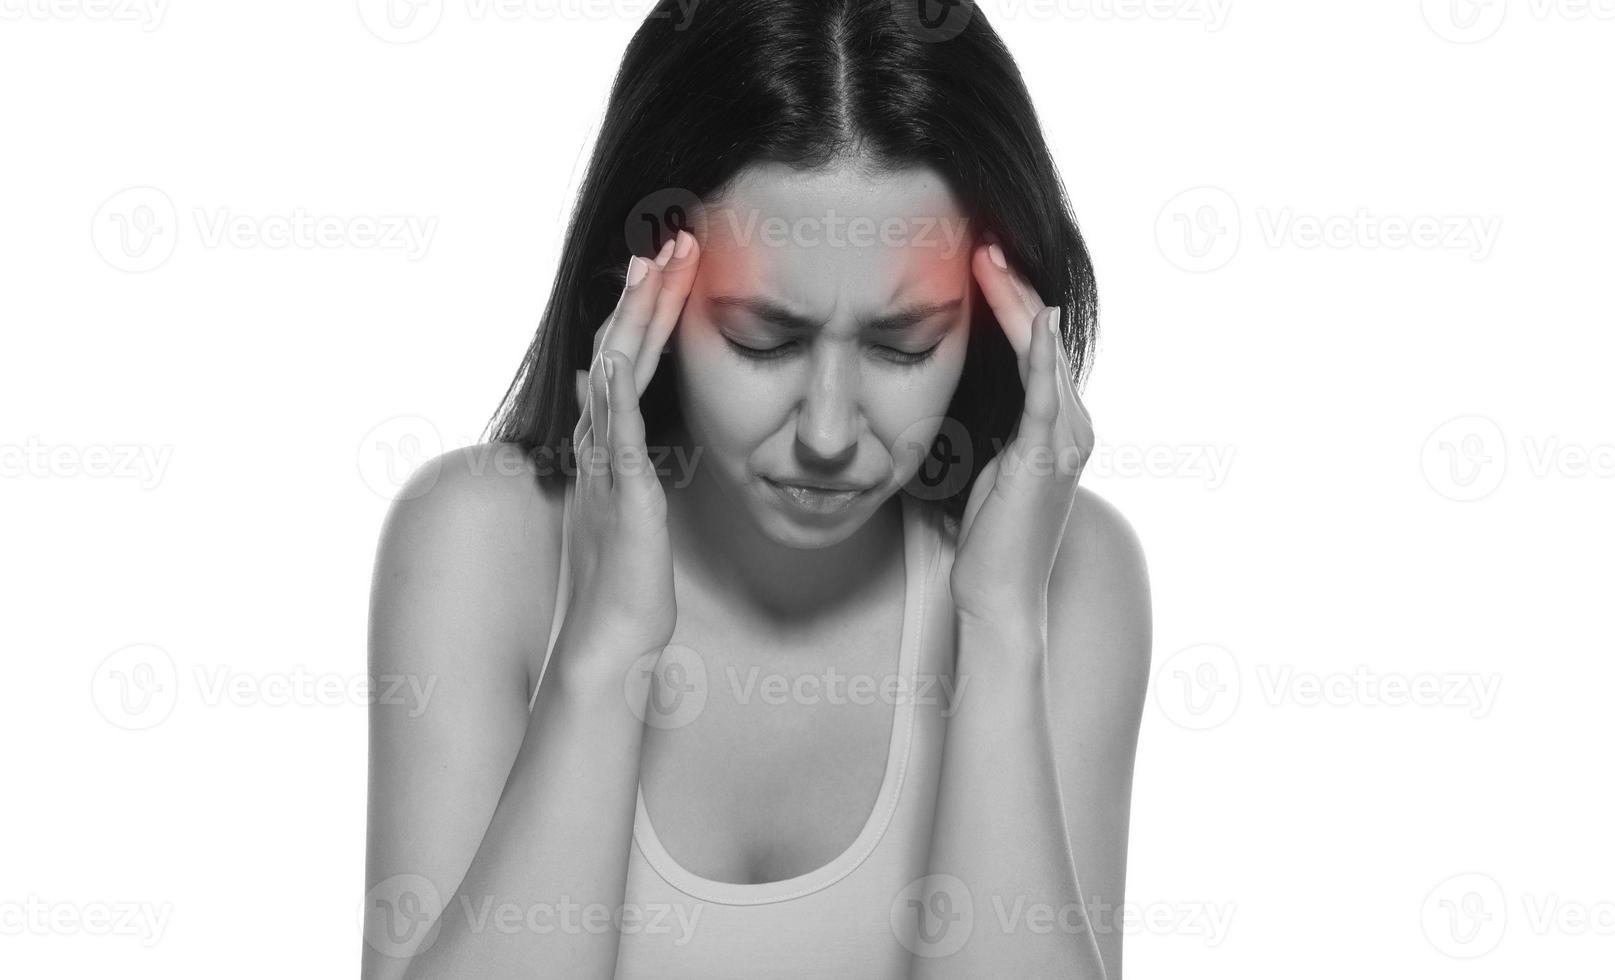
{"left": 792, "top": 351, "right": 862, "bottom": 468}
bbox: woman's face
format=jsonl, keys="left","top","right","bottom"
{"left": 671, "top": 162, "right": 975, "bottom": 548}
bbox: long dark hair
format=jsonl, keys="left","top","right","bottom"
{"left": 486, "top": 0, "right": 1098, "bottom": 527}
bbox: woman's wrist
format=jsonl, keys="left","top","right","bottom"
{"left": 546, "top": 619, "right": 672, "bottom": 707}
{"left": 952, "top": 607, "right": 1048, "bottom": 697}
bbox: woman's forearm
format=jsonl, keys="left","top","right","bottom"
{"left": 401, "top": 622, "right": 652, "bottom": 980}
{"left": 910, "top": 612, "right": 1107, "bottom": 979}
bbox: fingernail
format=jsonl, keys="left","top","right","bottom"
{"left": 988, "top": 243, "right": 1008, "bottom": 271}
{"left": 654, "top": 237, "right": 676, "bottom": 269}
{"left": 673, "top": 229, "right": 694, "bottom": 259}
{"left": 627, "top": 256, "right": 648, "bottom": 288}
{"left": 1048, "top": 306, "right": 1062, "bottom": 339}
{"left": 603, "top": 355, "right": 615, "bottom": 381}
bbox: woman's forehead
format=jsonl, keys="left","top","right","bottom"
{"left": 695, "top": 162, "right": 975, "bottom": 312}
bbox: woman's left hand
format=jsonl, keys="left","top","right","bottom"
{"left": 949, "top": 241, "right": 1095, "bottom": 635}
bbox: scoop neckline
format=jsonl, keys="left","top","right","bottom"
{"left": 630, "top": 490, "right": 931, "bottom": 906}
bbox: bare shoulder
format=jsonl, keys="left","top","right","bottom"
{"left": 370, "top": 442, "right": 568, "bottom": 683}
{"left": 1048, "top": 485, "right": 1153, "bottom": 715}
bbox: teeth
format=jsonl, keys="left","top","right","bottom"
{"left": 774, "top": 482, "right": 862, "bottom": 509}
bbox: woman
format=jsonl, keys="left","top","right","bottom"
{"left": 363, "top": 1, "right": 1151, "bottom": 977}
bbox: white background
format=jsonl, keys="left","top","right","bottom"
{"left": 3, "top": 0, "right": 1612, "bottom": 976}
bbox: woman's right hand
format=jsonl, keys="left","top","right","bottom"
{"left": 560, "top": 228, "right": 701, "bottom": 675}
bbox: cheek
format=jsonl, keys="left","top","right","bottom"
{"left": 672, "top": 323, "right": 784, "bottom": 449}
{"left": 869, "top": 331, "right": 970, "bottom": 478}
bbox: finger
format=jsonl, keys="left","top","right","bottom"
{"left": 582, "top": 349, "right": 613, "bottom": 496}
{"left": 603, "top": 350, "right": 655, "bottom": 502}
{"left": 634, "top": 229, "right": 701, "bottom": 395}
{"left": 1052, "top": 329, "right": 1094, "bottom": 458}
{"left": 596, "top": 237, "right": 677, "bottom": 365}
{"left": 971, "top": 242, "right": 1048, "bottom": 390}
{"left": 1006, "top": 306, "right": 1062, "bottom": 481}
{"left": 572, "top": 367, "right": 591, "bottom": 451}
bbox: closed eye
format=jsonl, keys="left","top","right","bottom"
{"left": 724, "top": 337, "right": 941, "bottom": 367}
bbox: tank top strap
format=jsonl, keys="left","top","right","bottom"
{"left": 530, "top": 477, "right": 575, "bottom": 711}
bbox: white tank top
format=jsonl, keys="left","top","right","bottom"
{"left": 529, "top": 479, "right": 957, "bottom": 978}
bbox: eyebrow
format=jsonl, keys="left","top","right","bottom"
{"left": 708, "top": 295, "right": 963, "bottom": 333}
